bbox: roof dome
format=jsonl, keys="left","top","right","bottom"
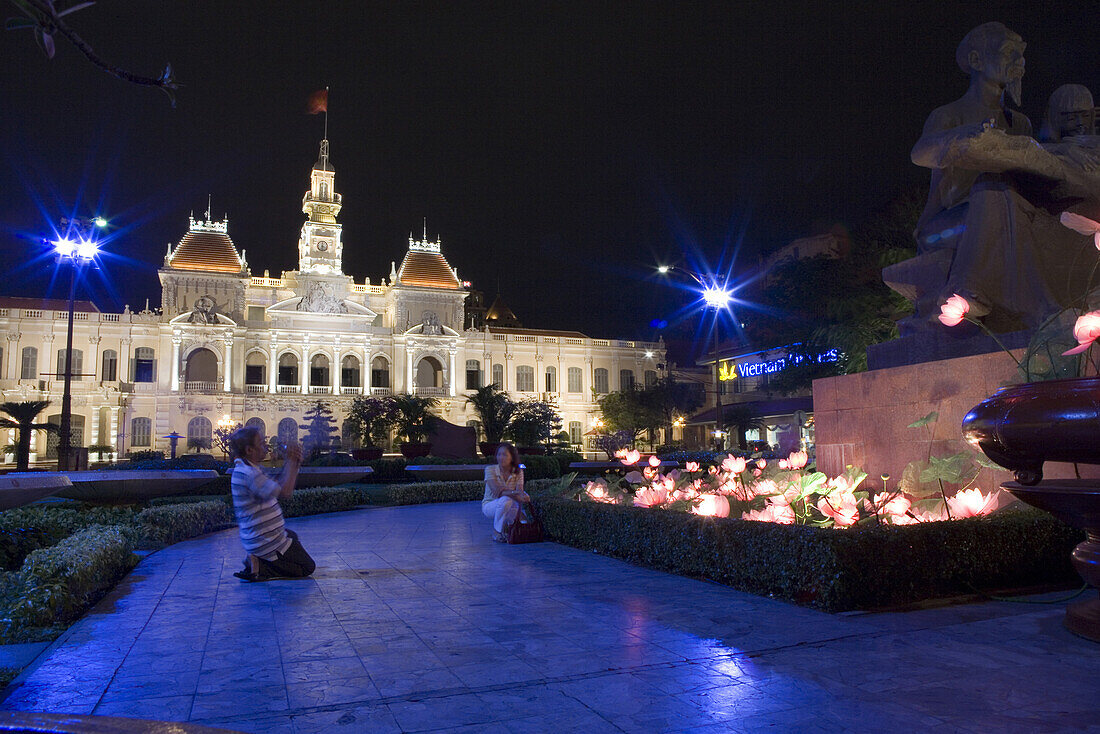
{"left": 165, "top": 216, "right": 246, "bottom": 274}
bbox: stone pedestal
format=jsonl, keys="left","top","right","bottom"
{"left": 813, "top": 351, "right": 1098, "bottom": 494}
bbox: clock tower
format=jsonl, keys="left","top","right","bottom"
{"left": 298, "top": 138, "right": 344, "bottom": 275}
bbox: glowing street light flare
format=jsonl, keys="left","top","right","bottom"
{"left": 53, "top": 238, "right": 76, "bottom": 258}
{"left": 93, "top": 216, "right": 108, "bottom": 228}
{"left": 75, "top": 239, "right": 99, "bottom": 260}
{"left": 702, "top": 285, "right": 732, "bottom": 309}
{"left": 657, "top": 265, "right": 670, "bottom": 274}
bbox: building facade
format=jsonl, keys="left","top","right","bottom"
{"left": 0, "top": 139, "right": 664, "bottom": 462}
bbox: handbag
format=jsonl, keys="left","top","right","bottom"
{"left": 507, "top": 503, "right": 544, "bottom": 544}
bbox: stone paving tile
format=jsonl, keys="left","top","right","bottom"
{"left": 3, "top": 501, "right": 1100, "bottom": 732}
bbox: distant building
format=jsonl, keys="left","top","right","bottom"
{"left": 762, "top": 230, "right": 849, "bottom": 280}
{"left": 0, "top": 137, "right": 663, "bottom": 462}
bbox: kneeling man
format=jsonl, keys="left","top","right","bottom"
{"left": 229, "top": 426, "right": 316, "bottom": 581}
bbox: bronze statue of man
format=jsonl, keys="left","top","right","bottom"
{"left": 894, "top": 22, "right": 1099, "bottom": 333}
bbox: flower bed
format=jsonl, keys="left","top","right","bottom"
{"left": 533, "top": 496, "right": 1081, "bottom": 611}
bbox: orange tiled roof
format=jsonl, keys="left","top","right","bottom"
{"left": 167, "top": 230, "right": 244, "bottom": 273}
{"left": 396, "top": 251, "right": 461, "bottom": 289}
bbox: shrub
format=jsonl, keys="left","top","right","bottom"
{"left": 121, "top": 455, "right": 231, "bottom": 473}
{"left": 134, "top": 501, "right": 234, "bottom": 547}
{"left": 126, "top": 450, "right": 164, "bottom": 462}
{"left": 532, "top": 497, "right": 1082, "bottom": 612}
{"left": 1, "top": 525, "right": 138, "bottom": 641}
{"left": 361, "top": 457, "right": 408, "bottom": 481}
{"left": 0, "top": 506, "right": 138, "bottom": 570}
{"left": 280, "top": 487, "right": 365, "bottom": 517}
{"left": 518, "top": 454, "right": 560, "bottom": 480}
{"left": 551, "top": 451, "right": 583, "bottom": 476}
{"left": 386, "top": 481, "right": 485, "bottom": 505}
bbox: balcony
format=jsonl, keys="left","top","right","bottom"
{"left": 369, "top": 387, "right": 392, "bottom": 396}
{"left": 183, "top": 381, "right": 217, "bottom": 393}
{"left": 277, "top": 385, "right": 300, "bottom": 394}
{"left": 413, "top": 386, "right": 448, "bottom": 397}
{"left": 341, "top": 386, "right": 361, "bottom": 395}
{"left": 309, "top": 386, "right": 332, "bottom": 395}
{"left": 245, "top": 384, "right": 266, "bottom": 394}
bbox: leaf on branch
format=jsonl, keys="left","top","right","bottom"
{"left": 973, "top": 452, "right": 1008, "bottom": 471}
{"left": 920, "top": 452, "right": 976, "bottom": 486}
{"left": 5, "top": 16, "right": 38, "bottom": 29}
{"left": 56, "top": 1, "right": 95, "bottom": 17}
{"left": 907, "top": 411, "right": 938, "bottom": 428}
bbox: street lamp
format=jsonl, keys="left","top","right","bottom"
{"left": 656, "top": 265, "right": 733, "bottom": 451}
{"left": 52, "top": 216, "right": 105, "bottom": 470}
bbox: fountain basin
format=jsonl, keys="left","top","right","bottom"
{"left": 5, "top": 470, "right": 220, "bottom": 503}
{"left": 0, "top": 475, "right": 73, "bottom": 511}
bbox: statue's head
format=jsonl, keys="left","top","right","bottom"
{"left": 1040, "top": 84, "right": 1096, "bottom": 142}
{"left": 956, "top": 22, "right": 1026, "bottom": 106}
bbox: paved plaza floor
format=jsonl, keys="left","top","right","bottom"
{"left": 2, "top": 502, "right": 1098, "bottom": 733}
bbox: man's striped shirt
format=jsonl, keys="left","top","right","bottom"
{"left": 230, "top": 459, "right": 291, "bottom": 560}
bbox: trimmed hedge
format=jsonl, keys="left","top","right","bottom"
{"left": 1, "top": 525, "right": 138, "bottom": 641}
{"left": 280, "top": 487, "right": 365, "bottom": 517}
{"left": 0, "top": 506, "right": 137, "bottom": 571}
{"left": 386, "top": 481, "right": 485, "bottom": 505}
{"left": 135, "top": 501, "right": 234, "bottom": 547}
{"left": 532, "top": 497, "right": 1083, "bottom": 612}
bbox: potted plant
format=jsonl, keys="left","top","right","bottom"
{"left": 346, "top": 395, "right": 396, "bottom": 461}
{"left": 391, "top": 394, "right": 439, "bottom": 459}
{"left": 465, "top": 385, "right": 516, "bottom": 458}
{"left": 507, "top": 398, "right": 562, "bottom": 454}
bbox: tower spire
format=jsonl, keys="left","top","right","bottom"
{"left": 324, "top": 85, "right": 329, "bottom": 140}
{"left": 423, "top": 217, "right": 427, "bottom": 241}
{"left": 205, "top": 194, "right": 212, "bottom": 221}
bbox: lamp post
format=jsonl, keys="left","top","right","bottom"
{"left": 657, "top": 265, "right": 733, "bottom": 451}
{"left": 52, "top": 217, "right": 104, "bottom": 470}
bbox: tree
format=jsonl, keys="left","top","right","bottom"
{"left": 301, "top": 401, "right": 338, "bottom": 458}
{"left": 187, "top": 437, "right": 211, "bottom": 454}
{"left": 6, "top": 0, "right": 178, "bottom": 103}
{"left": 641, "top": 378, "right": 704, "bottom": 444}
{"left": 213, "top": 422, "right": 242, "bottom": 458}
{"left": 465, "top": 385, "right": 515, "bottom": 444}
{"left": 721, "top": 403, "right": 765, "bottom": 451}
{"left": 345, "top": 395, "right": 397, "bottom": 448}
{"left": 507, "top": 399, "right": 562, "bottom": 449}
{"left": 597, "top": 389, "right": 651, "bottom": 444}
{"left": 748, "top": 189, "right": 921, "bottom": 394}
{"left": 390, "top": 395, "right": 439, "bottom": 444}
{"left": 0, "top": 400, "right": 55, "bottom": 470}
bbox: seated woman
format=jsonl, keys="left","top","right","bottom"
{"left": 482, "top": 442, "right": 529, "bottom": 542}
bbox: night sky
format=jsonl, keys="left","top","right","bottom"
{"left": 2, "top": 1, "right": 1098, "bottom": 363}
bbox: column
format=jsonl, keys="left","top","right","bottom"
{"left": 406, "top": 348, "right": 414, "bottom": 394}
{"left": 268, "top": 347, "right": 277, "bottom": 393}
{"left": 332, "top": 348, "right": 341, "bottom": 393}
{"left": 170, "top": 337, "right": 181, "bottom": 391}
{"left": 222, "top": 338, "right": 233, "bottom": 392}
{"left": 448, "top": 349, "right": 457, "bottom": 397}
{"left": 300, "top": 345, "right": 309, "bottom": 393}
{"left": 504, "top": 351, "right": 514, "bottom": 393}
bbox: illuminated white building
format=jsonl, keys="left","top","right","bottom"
{"left": 0, "top": 139, "right": 664, "bottom": 461}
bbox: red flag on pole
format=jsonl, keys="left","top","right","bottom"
{"left": 307, "top": 88, "right": 328, "bottom": 114}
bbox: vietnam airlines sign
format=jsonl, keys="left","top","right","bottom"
{"left": 718, "top": 349, "right": 839, "bottom": 381}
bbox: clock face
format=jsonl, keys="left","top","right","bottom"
{"left": 317, "top": 241, "right": 329, "bottom": 252}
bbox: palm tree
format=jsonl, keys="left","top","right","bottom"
{"left": 465, "top": 385, "right": 515, "bottom": 444}
{"left": 0, "top": 401, "right": 56, "bottom": 470}
{"left": 390, "top": 394, "right": 440, "bottom": 443}
{"left": 721, "top": 403, "right": 765, "bottom": 452}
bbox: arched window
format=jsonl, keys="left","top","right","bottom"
{"left": 130, "top": 417, "right": 152, "bottom": 447}
{"left": 568, "top": 421, "right": 582, "bottom": 445}
{"left": 341, "top": 420, "right": 357, "bottom": 448}
{"left": 278, "top": 353, "right": 299, "bottom": 386}
{"left": 310, "top": 353, "right": 330, "bottom": 387}
{"left": 466, "top": 359, "right": 481, "bottom": 390}
{"left": 185, "top": 348, "right": 218, "bottom": 384}
{"left": 620, "top": 369, "right": 635, "bottom": 391}
{"left": 516, "top": 365, "right": 534, "bottom": 392}
{"left": 492, "top": 363, "right": 504, "bottom": 389}
{"left": 133, "top": 347, "right": 155, "bottom": 383}
{"left": 545, "top": 366, "right": 557, "bottom": 393}
{"left": 20, "top": 346, "right": 37, "bottom": 379}
{"left": 245, "top": 351, "right": 267, "bottom": 386}
{"left": 102, "top": 349, "right": 118, "bottom": 382}
{"left": 319, "top": 182, "right": 329, "bottom": 200}
{"left": 371, "top": 356, "right": 390, "bottom": 389}
{"left": 341, "top": 355, "right": 361, "bottom": 388}
{"left": 593, "top": 368, "right": 609, "bottom": 394}
{"left": 567, "top": 367, "right": 582, "bottom": 393}
{"left": 187, "top": 416, "right": 212, "bottom": 451}
{"left": 56, "top": 348, "right": 84, "bottom": 382}
{"left": 277, "top": 417, "right": 298, "bottom": 448}
{"left": 416, "top": 357, "right": 444, "bottom": 389}
{"left": 245, "top": 417, "right": 266, "bottom": 435}
{"left": 644, "top": 370, "right": 658, "bottom": 388}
